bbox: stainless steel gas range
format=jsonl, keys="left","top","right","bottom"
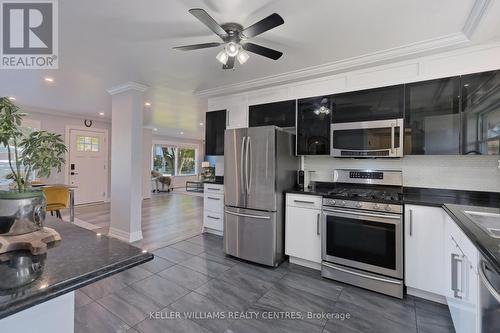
{"left": 321, "top": 169, "right": 404, "bottom": 298}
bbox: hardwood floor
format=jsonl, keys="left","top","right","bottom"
{"left": 69, "top": 192, "right": 204, "bottom": 251}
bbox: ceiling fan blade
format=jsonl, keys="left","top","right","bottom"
{"left": 242, "top": 43, "right": 283, "bottom": 60}
{"left": 223, "top": 56, "right": 235, "bottom": 70}
{"left": 188, "top": 8, "right": 227, "bottom": 39}
{"left": 173, "top": 42, "right": 221, "bottom": 51}
{"left": 242, "top": 13, "right": 284, "bottom": 38}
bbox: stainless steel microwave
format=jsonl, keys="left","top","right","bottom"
{"left": 330, "top": 118, "right": 404, "bottom": 158}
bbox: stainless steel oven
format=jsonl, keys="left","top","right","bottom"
{"left": 322, "top": 204, "right": 404, "bottom": 298}
{"left": 330, "top": 118, "right": 404, "bottom": 157}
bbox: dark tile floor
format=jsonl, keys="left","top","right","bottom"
{"left": 75, "top": 233, "right": 455, "bottom": 333}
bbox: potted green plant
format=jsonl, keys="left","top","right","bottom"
{"left": 0, "top": 97, "right": 67, "bottom": 236}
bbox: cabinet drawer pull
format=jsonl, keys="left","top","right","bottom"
{"left": 207, "top": 187, "right": 220, "bottom": 191}
{"left": 207, "top": 215, "right": 220, "bottom": 220}
{"left": 207, "top": 197, "right": 221, "bottom": 201}
{"left": 294, "top": 200, "right": 315, "bottom": 204}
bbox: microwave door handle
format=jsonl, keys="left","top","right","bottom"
{"left": 391, "top": 124, "right": 395, "bottom": 154}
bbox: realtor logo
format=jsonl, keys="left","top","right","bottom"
{"left": 1, "top": 0, "right": 58, "bottom": 69}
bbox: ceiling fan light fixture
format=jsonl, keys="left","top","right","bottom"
{"left": 237, "top": 49, "right": 250, "bottom": 64}
{"left": 216, "top": 49, "right": 229, "bottom": 65}
{"left": 225, "top": 42, "right": 239, "bottom": 57}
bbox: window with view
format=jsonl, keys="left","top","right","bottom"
{"left": 152, "top": 144, "right": 197, "bottom": 176}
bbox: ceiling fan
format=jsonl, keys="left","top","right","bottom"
{"left": 174, "top": 8, "right": 284, "bottom": 69}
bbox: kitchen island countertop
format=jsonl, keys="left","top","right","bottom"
{"left": 0, "top": 217, "right": 153, "bottom": 319}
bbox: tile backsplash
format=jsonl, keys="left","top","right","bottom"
{"left": 304, "top": 155, "right": 500, "bottom": 192}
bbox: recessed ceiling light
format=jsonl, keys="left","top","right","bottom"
{"left": 8, "top": 97, "right": 16, "bottom": 101}
{"left": 144, "top": 102, "right": 151, "bottom": 106}
{"left": 98, "top": 112, "right": 105, "bottom": 116}
{"left": 180, "top": 131, "right": 184, "bottom": 135}
{"left": 199, "top": 122, "right": 204, "bottom": 126}
{"left": 153, "top": 128, "right": 158, "bottom": 131}
{"left": 44, "top": 77, "right": 54, "bottom": 83}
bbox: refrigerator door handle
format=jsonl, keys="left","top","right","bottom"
{"left": 245, "top": 136, "right": 250, "bottom": 193}
{"left": 225, "top": 210, "right": 271, "bottom": 220}
{"left": 241, "top": 136, "right": 246, "bottom": 193}
{"left": 247, "top": 136, "right": 252, "bottom": 192}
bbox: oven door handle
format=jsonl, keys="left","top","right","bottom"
{"left": 323, "top": 208, "right": 401, "bottom": 220}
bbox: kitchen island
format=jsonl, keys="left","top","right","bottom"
{"left": 0, "top": 217, "right": 153, "bottom": 332}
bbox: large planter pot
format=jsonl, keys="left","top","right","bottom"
{"left": 0, "top": 190, "right": 46, "bottom": 236}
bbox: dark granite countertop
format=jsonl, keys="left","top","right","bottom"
{"left": 404, "top": 187, "right": 500, "bottom": 208}
{"left": 286, "top": 186, "right": 500, "bottom": 208}
{"left": 0, "top": 217, "right": 153, "bottom": 319}
{"left": 285, "top": 186, "right": 500, "bottom": 274}
{"left": 443, "top": 204, "right": 500, "bottom": 275}
{"left": 203, "top": 176, "right": 224, "bottom": 185}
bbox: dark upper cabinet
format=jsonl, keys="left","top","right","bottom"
{"left": 461, "top": 70, "right": 500, "bottom": 155}
{"left": 297, "top": 96, "right": 332, "bottom": 155}
{"left": 249, "top": 100, "right": 296, "bottom": 128}
{"left": 205, "top": 110, "right": 226, "bottom": 156}
{"left": 404, "top": 77, "right": 460, "bottom": 155}
{"left": 332, "top": 85, "right": 404, "bottom": 123}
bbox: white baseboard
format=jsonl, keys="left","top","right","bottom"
{"left": 108, "top": 227, "right": 143, "bottom": 243}
{"left": 289, "top": 256, "right": 321, "bottom": 270}
{"left": 406, "top": 287, "right": 447, "bottom": 304}
{"left": 203, "top": 227, "right": 223, "bottom": 236}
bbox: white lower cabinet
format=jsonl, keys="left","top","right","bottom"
{"left": 405, "top": 204, "right": 480, "bottom": 333}
{"left": 285, "top": 194, "right": 322, "bottom": 267}
{"left": 404, "top": 204, "right": 446, "bottom": 296}
{"left": 444, "top": 214, "right": 479, "bottom": 333}
{"left": 203, "top": 184, "right": 224, "bottom": 235}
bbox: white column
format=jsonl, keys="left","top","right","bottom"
{"left": 107, "top": 82, "right": 148, "bottom": 243}
{"left": 142, "top": 128, "right": 153, "bottom": 200}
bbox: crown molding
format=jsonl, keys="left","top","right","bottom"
{"left": 195, "top": 33, "right": 470, "bottom": 97}
{"left": 107, "top": 82, "right": 149, "bottom": 95}
{"left": 20, "top": 104, "right": 112, "bottom": 123}
{"left": 463, "top": 0, "right": 493, "bottom": 39}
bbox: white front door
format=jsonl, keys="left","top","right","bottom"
{"left": 69, "top": 129, "right": 107, "bottom": 204}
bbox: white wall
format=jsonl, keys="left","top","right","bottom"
{"left": 206, "top": 41, "right": 500, "bottom": 193}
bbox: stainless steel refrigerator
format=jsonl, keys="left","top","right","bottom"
{"left": 224, "top": 126, "right": 298, "bottom": 267}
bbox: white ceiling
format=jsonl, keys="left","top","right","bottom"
{"left": 1, "top": 0, "right": 499, "bottom": 139}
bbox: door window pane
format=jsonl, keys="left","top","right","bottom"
{"left": 76, "top": 136, "right": 99, "bottom": 152}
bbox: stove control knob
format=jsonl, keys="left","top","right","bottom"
{"left": 385, "top": 205, "right": 392, "bottom": 211}
{"left": 340, "top": 201, "right": 346, "bottom": 206}
{"left": 373, "top": 203, "right": 380, "bottom": 209}
{"left": 355, "top": 202, "right": 362, "bottom": 208}
{"left": 331, "top": 200, "right": 336, "bottom": 205}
